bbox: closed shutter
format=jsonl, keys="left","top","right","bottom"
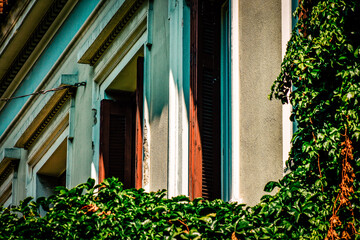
{"left": 99, "top": 99, "right": 134, "bottom": 189}
{"left": 190, "top": 0, "right": 221, "bottom": 200}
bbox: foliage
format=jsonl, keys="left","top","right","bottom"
{"left": 1, "top": 0, "right": 360, "bottom": 239}
{"left": 0, "top": 177, "right": 247, "bottom": 239}
{"left": 270, "top": 0, "right": 360, "bottom": 238}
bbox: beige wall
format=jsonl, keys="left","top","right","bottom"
{"left": 238, "top": 0, "right": 283, "bottom": 205}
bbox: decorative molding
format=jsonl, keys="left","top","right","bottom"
{"left": 88, "top": 0, "right": 145, "bottom": 65}
{"left": 23, "top": 89, "right": 73, "bottom": 150}
{"left": 0, "top": 0, "right": 68, "bottom": 98}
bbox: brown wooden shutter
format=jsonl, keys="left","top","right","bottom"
{"left": 190, "top": 0, "right": 221, "bottom": 200}
{"left": 135, "top": 57, "right": 144, "bottom": 189}
{"left": 99, "top": 56, "right": 144, "bottom": 189}
{"left": 99, "top": 99, "right": 134, "bottom": 189}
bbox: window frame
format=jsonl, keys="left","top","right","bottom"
{"left": 220, "top": 0, "right": 231, "bottom": 202}
{"left": 27, "top": 127, "right": 68, "bottom": 198}
{"left": 97, "top": 38, "right": 146, "bottom": 189}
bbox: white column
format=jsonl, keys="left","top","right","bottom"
{"left": 167, "top": 0, "right": 189, "bottom": 198}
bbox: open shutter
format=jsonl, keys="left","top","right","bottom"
{"left": 190, "top": 0, "right": 221, "bottom": 200}
{"left": 135, "top": 57, "right": 144, "bottom": 188}
{"left": 99, "top": 56, "right": 144, "bottom": 189}
{"left": 99, "top": 99, "right": 134, "bottom": 189}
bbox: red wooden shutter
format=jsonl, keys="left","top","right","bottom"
{"left": 190, "top": 0, "right": 221, "bottom": 200}
{"left": 99, "top": 99, "right": 134, "bottom": 189}
{"left": 135, "top": 57, "right": 144, "bottom": 188}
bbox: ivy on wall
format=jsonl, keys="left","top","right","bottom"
{"left": 1, "top": 0, "right": 360, "bottom": 239}
{"left": 270, "top": 0, "right": 360, "bottom": 238}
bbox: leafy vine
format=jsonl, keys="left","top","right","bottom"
{"left": 1, "top": 0, "right": 360, "bottom": 239}
{"left": 271, "top": 0, "right": 360, "bottom": 238}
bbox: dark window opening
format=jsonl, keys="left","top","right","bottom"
{"left": 99, "top": 57, "right": 144, "bottom": 189}
{"left": 190, "top": 0, "right": 223, "bottom": 200}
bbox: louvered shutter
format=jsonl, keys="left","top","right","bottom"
{"left": 99, "top": 99, "right": 134, "bottom": 189}
{"left": 135, "top": 57, "right": 144, "bottom": 188}
{"left": 190, "top": 0, "right": 221, "bottom": 200}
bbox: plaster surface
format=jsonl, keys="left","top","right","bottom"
{"left": 238, "top": 0, "right": 283, "bottom": 205}
{"left": 148, "top": 0, "right": 170, "bottom": 192}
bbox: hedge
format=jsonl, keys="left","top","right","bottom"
{"left": 1, "top": 0, "right": 360, "bottom": 239}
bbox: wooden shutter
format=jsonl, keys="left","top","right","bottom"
{"left": 99, "top": 99, "right": 134, "bottom": 189}
{"left": 135, "top": 57, "right": 144, "bottom": 188}
{"left": 190, "top": 0, "right": 221, "bottom": 200}
{"left": 99, "top": 56, "right": 144, "bottom": 189}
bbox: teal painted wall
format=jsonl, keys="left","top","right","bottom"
{"left": 0, "top": 0, "right": 99, "bottom": 136}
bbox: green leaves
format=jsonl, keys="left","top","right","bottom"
{"left": 1, "top": 1, "right": 360, "bottom": 239}
{"left": 269, "top": 0, "right": 360, "bottom": 238}
{"left": 264, "top": 181, "right": 281, "bottom": 192}
{"left": 0, "top": 178, "right": 249, "bottom": 239}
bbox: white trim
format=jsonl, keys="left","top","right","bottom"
{"left": 26, "top": 126, "right": 68, "bottom": 198}
{"left": 77, "top": 0, "right": 126, "bottom": 63}
{"left": 0, "top": 176, "right": 12, "bottom": 207}
{"left": 230, "top": 0, "right": 241, "bottom": 203}
{"left": 2, "top": 194, "right": 12, "bottom": 208}
{"left": 99, "top": 33, "right": 147, "bottom": 95}
{"left": 142, "top": 97, "right": 151, "bottom": 192}
{"left": 26, "top": 103, "right": 70, "bottom": 166}
{"left": 92, "top": 33, "right": 146, "bottom": 185}
{"left": 281, "top": 0, "right": 293, "bottom": 172}
{"left": 93, "top": 6, "right": 148, "bottom": 85}
{"left": 167, "top": 0, "right": 189, "bottom": 198}
{"left": 0, "top": 170, "right": 13, "bottom": 207}
{"left": 91, "top": 83, "right": 101, "bottom": 184}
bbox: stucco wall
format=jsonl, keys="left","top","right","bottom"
{"left": 68, "top": 64, "right": 94, "bottom": 188}
{"left": 148, "top": 0, "right": 170, "bottom": 192}
{"left": 238, "top": 0, "right": 283, "bottom": 205}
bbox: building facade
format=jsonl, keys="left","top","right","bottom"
{"left": 0, "top": 0, "right": 296, "bottom": 207}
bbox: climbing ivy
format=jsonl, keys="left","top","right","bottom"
{"left": 270, "top": 0, "right": 360, "bottom": 238}
{"left": 1, "top": 0, "right": 360, "bottom": 239}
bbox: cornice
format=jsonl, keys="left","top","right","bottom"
{"left": 0, "top": 0, "right": 68, "bottom": 98}
{"left": 0, "top": 163, "right": 16, "bottom": 188}
{"left": 89, "top": 0, "right": 145, "bottom": 65}
{"left": 22, "top": 89, "right": 73, "bottom": 150}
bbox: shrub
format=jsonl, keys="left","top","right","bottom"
{"left": 1, "top": 0, "right": 360, "bottom": 239}
{"left": 0, "top": 177, "right": 247, "bottom": 239}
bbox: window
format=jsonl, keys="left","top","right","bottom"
{"left": 27, "top": 127, "right": 69, "bottom": 200}
{"left": 220, "top": 1, "right": 231, "bottom": 201}
{"left": 189, "top": 0, "right": 224, "bottom": 200}
{"left": 99, "top": 56, "right": 144, "bottom": 189}
{"left": 36, "top": 139, "right": 67, "bottom": 199}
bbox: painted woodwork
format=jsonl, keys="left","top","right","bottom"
{"left": 190, "top": 0, "right": 222, "bottom": 200}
